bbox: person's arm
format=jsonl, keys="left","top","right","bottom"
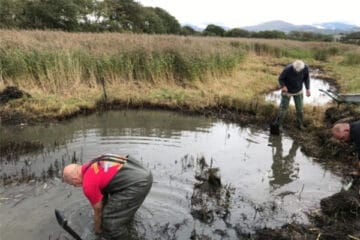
{"left": 93, "top": 201, "right": 103, "bottom": 234}
{"left": 304, "top": 66, "right": 311, "bottom": 96}
{"left": 278, "top": 68, "right": 288, "bottom": 92}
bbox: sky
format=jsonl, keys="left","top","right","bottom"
{"left": 136, "top": 0, "right": 360, "bottom": 29}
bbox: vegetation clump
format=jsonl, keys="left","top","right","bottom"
{"left": 0, "top": 86, "right": 31, "bottom": 104}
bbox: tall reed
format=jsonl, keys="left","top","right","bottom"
{"left": 0, "top": 31, "right": 248, "bottom": 92}
{"left": 1, "top": 30, "right": 360, "bottom": 123}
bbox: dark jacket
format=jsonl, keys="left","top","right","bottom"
{"left": 278, "top": 64, "right": 310, "bottom": 94}
{"left": 350, "top": 120, "right": 360, "bottom": 160}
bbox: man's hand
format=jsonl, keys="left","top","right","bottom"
{"left": 306, "top": 89, "right": 311, "bottom": 97}
{"left": 349, "top": 161, "right": 360, "bottom": 177}
{"left": 350, "top": 170, "right": 360, "bottom": 176}
{"left": 281, "top": 86, "right": 288, "bottom": 93}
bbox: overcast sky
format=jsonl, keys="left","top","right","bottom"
{"left": 136, "top": 0, "right": 360, "bottom": 28}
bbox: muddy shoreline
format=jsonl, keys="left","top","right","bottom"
{"left": 2, "top": 95, "right": 360, "bottom": 239}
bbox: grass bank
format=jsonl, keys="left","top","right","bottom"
{"left": 0, "top": 30, "right": 359, "bottom": 132}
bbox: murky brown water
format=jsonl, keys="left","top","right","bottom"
{"left": 0, "top": 110, "right": 343, "bottom": 239}
{"left": 265, "top": 77, "right": 333, "bottom": 105}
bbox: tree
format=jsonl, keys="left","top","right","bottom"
{"left": 339, "top": 31, "right": 360, "bottom": 44}
{"left": 21, "top": 0, "right": 88, "bottom": 31}
{"left": 180, "top": 26, "right": 199, "bottom": 36}
{"left": 203, "top": 24, "right": 225, "bottom": 37}
{"left": 101, "top": 0, "right": 144, "bottom": 32}
{"left": 288, "top": 31, "right": 333, "bottom": 42}
{"left": 252, "top": 30, "right": 287, "bottom": 39}
{"left": 0, "top": 0, "right": 183, "bottom": 34}
{"left": 141, "top": 7, "right": 166, "bottom": 34}
{"left": 153, "top": 7, "right": 180, "bottom": 34}
{"left": 0, "top": 0, "right": 26, "bottom": 28}
{"left": 225, "top": 28, "right": 250, "bottom": 38}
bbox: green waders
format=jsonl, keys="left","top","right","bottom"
{"left": 277, "top": 92, "right": 304, "bottom": 130}
{"left": 101, "top": 156, "right": 153, "bottom": 239}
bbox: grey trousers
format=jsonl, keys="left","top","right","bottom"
{"left": 101, "top": 156, "right": 153, "bottom": 239}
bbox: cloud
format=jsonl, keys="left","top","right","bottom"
{"left": 137, "top": 0, "right": 360, "bottom": 27}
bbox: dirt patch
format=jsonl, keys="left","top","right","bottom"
{"left": 190, "top": 156, "right": 234, "bottom": 238}
{"left": 0, "top": 86, "right": 31, "bottom": 105}
{"left": 250, "top": 224, "right": 318, "bottom": 240}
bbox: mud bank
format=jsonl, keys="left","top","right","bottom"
{"left": 248, "top": 105, "right": 360, "bottom": 240}
{"left": 0, "top": 86, "right": 31, "bottom": 105}
{"left": 249, "top": 186, "right": 360, "bottom": 240}
{"left": 179, "top": 152, "right": 360, "bottom": 240}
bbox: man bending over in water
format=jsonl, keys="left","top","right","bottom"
{"left": 63, "top": 154, "right": 152, "bottom": 239}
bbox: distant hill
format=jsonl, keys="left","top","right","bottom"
{"left": 182, "top": 23, "right": 230, "bottom": 32}
{"left": 182, "top": 24, "right": 204, "bottom": 32}
{"left": 241, "top": 20, "right": 360, "bottom": 34}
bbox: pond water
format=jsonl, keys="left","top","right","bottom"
{"left": 0, "top": 110, "right": 343, "bottom": 239}
{"left": 265, "top": 77, "right": 332, "bottom": 105}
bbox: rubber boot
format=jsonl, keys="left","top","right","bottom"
{"left": 277, "top": 94, "right": 290, "bottom": 131}
{"left": 296, "top": 111, "right": 305, "bottom": 130}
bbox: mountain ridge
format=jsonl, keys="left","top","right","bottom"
{"left": 184, "top": 20, "right": 360, "bottom": 34}
{"left": 241, "top": 20, "right": 360, "bottom": 34}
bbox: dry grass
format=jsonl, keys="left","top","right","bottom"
{"left": 0, "top": 30, "right": 360, "bottom": 123}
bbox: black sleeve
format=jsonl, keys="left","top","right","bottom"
{"left": 350, "top": 121, "right": 360, "bottom": 160}
{"left": 278, "top": 68, "right": 287, "bottom": 87}
{"left": 303, "top": 66, "right": 310, "bottom": 90}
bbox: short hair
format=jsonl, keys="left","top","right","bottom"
{"left": 292, "top": 60, "right": 305, "bottom": 72}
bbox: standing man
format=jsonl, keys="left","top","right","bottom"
{"left": 63, "top": 154, "right": 153, "bottom": 239}
{"left": 276, "top": 60, "right": 311, "bottom": 130}
{"left": 332, "top": 120, "right": 360, "bottom": 175}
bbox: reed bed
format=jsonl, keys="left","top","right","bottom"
{"left": 0, "top": 30, "right": 359, "bottom": 122}
{"left": 0, "top": 31, "right": 249, "bottom": 92}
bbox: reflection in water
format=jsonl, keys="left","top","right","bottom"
{"left": 268, "top": 134, "right": 299, "bottom": 189}
{"left": 0, "top": 110, "right": 343, "bottom": 240}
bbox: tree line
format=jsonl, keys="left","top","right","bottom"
{"left": 0, "top": 0, "right": 359, "bottom": 43}
{"left": 201, "top": 24, "right": 335, "bottom": 42}
{"left": 0, "top": 0, "right": 181, "bottom": 34}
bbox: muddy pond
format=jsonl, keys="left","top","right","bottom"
{"left": 0, "top": 109, "right": 345, "bottom": 239}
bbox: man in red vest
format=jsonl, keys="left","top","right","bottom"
{"left": 63, "top": 154, "right": 152, "bottom": 239}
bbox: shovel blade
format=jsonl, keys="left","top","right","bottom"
{"left": 55, "top": 209, "right": 66, "bottom": 227}
{"left": 54, "top": 209, "right": 83, "bottom": 240}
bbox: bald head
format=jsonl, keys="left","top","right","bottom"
{"left": 332, "top": 122, "right": 350, "bottom": 142}
{"left": 63, "top": 164, "right": 83, "bottom": 187}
